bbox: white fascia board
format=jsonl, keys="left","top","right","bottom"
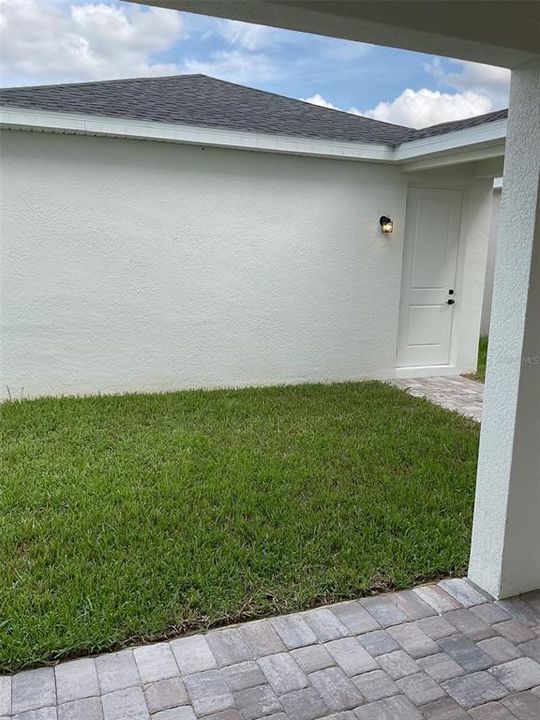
{"left": 394, "top": 118, "right": 507, "bottom": 162}
{"left": 402, "top": 143, "right": 506, "bottom": 173}
{"left": 0, "top": 106, "right": 394, "bottom": 163}
{"left": 0, "top": 105, "right": 508, "bottom": 167}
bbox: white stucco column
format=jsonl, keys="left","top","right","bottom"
{"left": 469, "top": 59, "right": 540, "bottom": 599}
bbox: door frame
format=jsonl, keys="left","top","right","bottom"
{"left": 395, "top": 183, "right": 467, "bottom": 378}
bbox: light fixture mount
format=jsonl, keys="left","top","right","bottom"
{"left": 380, "top": 216, "right": 393, "bottom": 234}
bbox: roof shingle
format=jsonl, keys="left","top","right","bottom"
{"left": 0, "top": 74, "right": 507, "bottom": 147}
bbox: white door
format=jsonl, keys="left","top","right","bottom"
{"left": 397, "top": 187, "right": 462, "bottom": 368}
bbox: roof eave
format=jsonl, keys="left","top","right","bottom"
{"left": 0, "top": 105, "right": 507, "bottom": 167}
{"left": 0, "top": 105, "right": 396, "bottom": 163}
{"left": 395, "top": 117, "right": 507, "bottom": 163}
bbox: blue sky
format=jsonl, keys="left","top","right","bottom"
{"left": 0, "top": 0, "right": 511, "bottom": 128}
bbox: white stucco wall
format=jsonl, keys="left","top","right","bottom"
{"left": 0, "top": 130, "right": 489, "bottom": 398}
{"left": 469, "top": 59, "right": 540, "bottom": 598}
{"left": 480, "top": 186, "right": 502, "bottom": 335}
{"left": 1, "top": 129, "right": 410, "bottom": 399}
{"left": 455, "top": 174, "right": 494, "bottom": 372}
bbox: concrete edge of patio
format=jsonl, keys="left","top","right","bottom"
{"left": 3, "top": 578, "right": 540, "bottom": 719}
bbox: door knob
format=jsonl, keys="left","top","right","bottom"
{"left": 447, "top": 299, "right": 456, "bottom": 305}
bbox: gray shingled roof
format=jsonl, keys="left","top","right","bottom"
{"left": 0, "top": 74, "right": 507, "bottom": 147}
{"left": 400, "top": 108, "right": 508, "bottom": 143}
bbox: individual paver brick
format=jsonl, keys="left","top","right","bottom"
{"left": 438, "top": 635, "right": 493, "bottom": 672}
{"left": 469, "top": 702, "right": 515, "bottom": 719}
{"left": 415, "top": 616, "right": 456, "bottom": 641}
{"left": 0, "top": 676, "right": 10, "bottom": 716}
{"left": 324, "top": 638, "right": 378, "bottom": 676}
{"left": 101, "top": 686, "right": 150, "bottom": 720}
{"left": 144, "top": 677, "right": 189, "bottom": 714}
{"left": 321, "top": 713, "right": 356, "bottom": 720}
{"left": 291, "top": 644, "right": 334, "bottom": 674}
{"left": 355, "top": 695, "right": 422, "bottom": 720}
{"left": 386, "top": 623, "right": 438, "bottom": 659}
{"left": 57, "top": 696, "right": 104, "bottom": 720}
{"left": 234, "top": 684, "right": 282, "bottom": 720}
{"left": 502, "top": 690, "right": 540, "bottom": 719}
{"left": 359, "top": 595, "right": 408, "bottom": 628}
{"left": 393, "top": 591, "right": 436, "bottom": 621}
{"left": 330, "top": 602, "right": 380, "bottom": 635}
{"left": 377, "top": 650, "right": 418, "bottom": 680}
{"left": 478, "top": 636, "right": 523, "bottom": 663}
{"left": 279, "top": 687, "right": 328, "bottom": 720}
{"left": 520, "top": 638, "right": 540, "bottom": 663}
{"left": 420, "top": 697, "right": 469, "bottom": 719}
{"left": 184, "top": 670, "right": 235, "bottom": 717}
{"left": 170, "top": 635, "right": 217, "bottom": 676}
{"left": 417, "top": 652, "right": 464, "bottom": 682}
{"left": 471, "top": 703, "right": 516, "bottom": 719}
{"left": 438, "top": 579, "right": 489, "bottom": 608}
{"left": 55, "top": 658, "right": 100, "bottom": 704}
{"left": 395, "top": 672, "right": 446, "bottom": 706}
{"left": 203, "top": 711, "right": 241, "bottom": 720}
{"left": 302, "top": 609, "right": 350, "bottom": 642}
{"left": 240, "top": 621, "right": 286, "bottom": 657}
{"left": 308, "top": 667, "right": 363, "bottom": 712}
{"left": 442, "top": 671, "right": 507, "bottom": 709}
{"left": 522, "top": 590, "right": 540, "bottom": 613}
{"left": 222, "top": 662, "right": 266, "bottom": 693}
{"left": 12, "top": 667, "right": 56, "bottom": 714}
{"left": 443, "top": 609, "right": 494, "bottom": 641}
{"left": 12, "top": 708, "right": 58, "bottom": 720}
{"left": 152, "top": 708, "right": 197, "bottom": 720}
{"left": 207, "top": 629, "right": 254, "bottom": 668}
{"left": 351, "top": 670, "right": 398, "bottom": 702}
{"left": 355, "top": 630, "right": 399, "bottom": 657}
{"left": 495, "top": 620, "right": 537, "bottom": 644}
{"left": 497, "top": 598, "right": 540, "bottom": 628}
{"left": 470, "top": 603, "right": 511, "bottom": 626}
{"left": 95, "top": 650, "right": 141, "bottom": 694}
{"left": 412, "top": 585, "right": 461, "bottom": 614}
{"left": 257, "top": 652, "right": 308, "bottom": 695}
{"left": 133, "top": 643, "right": 179, "bottom": 684}
{"left": 270, "top": 615, "right": 317, "bottom": 650}
{"left": 489, "top": 657, "right": 540, "bottom": 692}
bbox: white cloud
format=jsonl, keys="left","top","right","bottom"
{"left": 0, "top": 0, "right": 184, "bottom": 86}
{"left": 182, "top": 49, "right": 276, "bottom": 85}
{"left": 218, "top": 19, "right": 277, "bottom": 50}
{"left": 301, "top": 93, "right": 339, "bottom": 110}
{"left": 360, "top": 88, "right": 493, "bottom": 128}
{"left": 356, "top": 58, "right": 509, "bottom": 129}
{"left": 427, "top": 58, "right": 510, "bottom": 108}
{"left": 303, "top": 87, "right": 494, "bottom": 128}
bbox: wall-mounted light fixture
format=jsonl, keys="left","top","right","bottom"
{"left": 380, "top": 216, "right": 394, "bottom": 234}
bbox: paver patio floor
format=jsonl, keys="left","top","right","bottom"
{"left": 3, "top": 578, "right": 540, "bottom": 719}
{"left": 390, "top": 376, "right": 484, "bottom": 422}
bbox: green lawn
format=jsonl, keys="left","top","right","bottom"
{"left": 465, "top": 336, "right": 488, "bottom": 383}
{"left": 1, "top": 381, "right": 480, "bottom": 671}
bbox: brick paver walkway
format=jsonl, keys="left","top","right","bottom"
{"left": 4, "top": 579, "right": 540, "bottom": 719}
{"left": 391, "top": 376, "right": 484, "bottom": 422}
